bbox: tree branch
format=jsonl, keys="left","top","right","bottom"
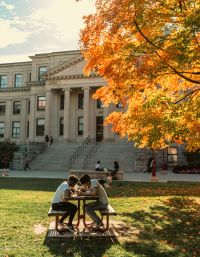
{"left": 134, "top": 20, "right": 200, "bottom": 85}
{"left": 174, "top": 88, "right": 200, "bottom": 104}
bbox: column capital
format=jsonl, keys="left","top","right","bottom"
{"left": 82, "top": 86, "right": 90, "bottom": 91}
{"left": 62, "top": 88, "right": 71, "bottom": 92}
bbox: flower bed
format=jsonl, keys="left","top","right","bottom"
{"left": 173, "top": 165, "right": 200, "bottom": 174}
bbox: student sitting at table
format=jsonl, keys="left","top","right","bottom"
{"left": 51, "top": 175, "right": 79, "bottom": 231}
{"left": 78, "top": 173, "right": 109, "bottom": 230}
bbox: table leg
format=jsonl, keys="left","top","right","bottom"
{"left": 74, "top": 199, "right": 81, "bottom": 228}
{"left": 82, "top": 199, "right": 98, "bottom": 229}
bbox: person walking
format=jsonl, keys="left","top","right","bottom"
{"left": 24, "top": 155, "right": 31, "bottom": 171}
{"left": 45, "top": 134, "right": 50, "bottom": 147}
{"left": 49, "top": 136, "right": 53, "bottom": 145}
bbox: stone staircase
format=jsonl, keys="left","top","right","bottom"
{"left": 30, "top": 140, "right": 166, "bottom": 173}
{"left": 31, "top": 143, "right": 80, "bottom": 171}
{"left": 83, "top": 141, "right": 136, "bottom": 172}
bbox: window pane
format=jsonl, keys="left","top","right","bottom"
{"left": 36, "top": 118, "right": 45, "bottom": 136}
{"left": 38, "top": 66, "right": 47, "bottom": 81}
{"left": 0, "top": 122, "right": 5, "bottom": 137}
{"left": 60, "top": 117, "right": 64, "bottom": 136}
{"left": 116, "top": 103, "right": 123, "bottom": 108}
{"left": 12, "top": 122, "right": 20, "bottom": 138}
{"left": 14, "top": 74, "right": 22, "bottom": 87}
{"left": 78, "top": 117, "right": 83, "bottom": 135}
{"left": 0, "top": 75, "right": 7, "bottom": 88}
{"left": 97, "top": 99, "right": 103, "bottom": 108}
{"left": 13, "top": 101, "right": 21, "bottom": 114}
{"left": 60, "top": 95, "right": 64, "bottom": 110}
{"left": 0, "top": 102, "right": 6, "bottom": 115}
{"left": 78, "top": 94, "right": 84, "bottom": 109}
{"left": 168, "top": 147, "right": 177, "bottom": 155}
{"left": 37, "top": 96, "right": 46, "bottom": 110}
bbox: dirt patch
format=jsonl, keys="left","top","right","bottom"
{"left": 111, "top": 220, "right": 139, "bottom": 240}
{"left": 34, "top": 224, "right": 47, "bottom": 235}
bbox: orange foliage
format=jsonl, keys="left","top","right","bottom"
{"left": 79, "top": 0, "right": 200, "bottom": 151}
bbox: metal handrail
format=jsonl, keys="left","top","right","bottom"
{"left": 82, "top": 141, "right": 102, "bottom": 170}
{"left": 68, "top": 138, "right": 90, "bottom": 169}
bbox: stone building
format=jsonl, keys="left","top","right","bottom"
{"left": 0, "top": 50, "right": 186, "bottom": 171}
{"left": 0, "top": 50, "right": 122, "bottom": 144}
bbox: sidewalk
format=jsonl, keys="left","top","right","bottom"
{"left": 1, "top": 169, "right": 200, "bottom": 183}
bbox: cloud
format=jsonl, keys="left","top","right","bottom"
{"left": 0, "top": 19, "right": 31, "bottom": 48}
{"left": 0, "top": 0, "right": 15, "bottom": 10}
{"left": 0, "top": 0, "right": 96, "bottom": 62}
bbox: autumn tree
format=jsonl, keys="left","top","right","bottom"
{"left": 79, "top": 0, "right": 200, "bottom": 151}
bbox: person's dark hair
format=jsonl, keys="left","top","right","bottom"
{"left": 79, "top": 174, "right": 90, "bottom": 184}
{"left": 97, "top": 161, "right": 100, "bottom": 164}
{"left": 68, "top": 175, "right": 78, "bottom": 184}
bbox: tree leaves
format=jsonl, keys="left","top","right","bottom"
{"left": 79, "top": 0, "right": 200, "bottom": 151}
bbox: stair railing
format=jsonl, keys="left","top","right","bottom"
{"left": 82, "top": 141, "right": 102, "bottom": 170}
{"left": 68, "top": 138, "right": 90, "bottom": 170}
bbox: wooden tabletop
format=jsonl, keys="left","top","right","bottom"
{"left": 66, "top": 195, "right": 99, "bottom": 201}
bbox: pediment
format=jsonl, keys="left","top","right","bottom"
{"left": 45, "top": 55, "right": 98, "bottom": 80}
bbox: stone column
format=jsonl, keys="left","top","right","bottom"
{"left": 4, "top": 100, "right": 12, "bottom": 139}
{"left": 63, "top": 88, "right": 71, "bottom": 142}
{"left": 83, "top": 87, "right": 90, "bottom": 139}
{"left": 45, "top": 90, "right": 52, "bottom": 136}
{"left": 103, "top": 105, "right": 111, "bottom": 141}
{"left": 20, "top": 99, "right": 27, "bottom": 142}
{"left": 29, "top": 94, "right": 36, "bottom": 141}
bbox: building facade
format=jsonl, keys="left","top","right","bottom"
{"left": 0, "top": 50, "right": 123, "bottom": 144}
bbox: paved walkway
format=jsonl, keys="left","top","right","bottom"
{"left": 1, "top": 169, "right": 200, "bottom": 182}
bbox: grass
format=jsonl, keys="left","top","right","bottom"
{"left": 0, "top": 178, "right": 200, "bottom": 257}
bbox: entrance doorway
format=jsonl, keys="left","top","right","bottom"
{"left": 96, "top": 116, "right": 104, "bottom": 142}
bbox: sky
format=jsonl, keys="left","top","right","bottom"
{"left": 0, "top": 0, "right": 96, "bottom": 63}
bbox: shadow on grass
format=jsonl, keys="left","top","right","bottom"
{"left": 121, "top": 197, "right": 200, "bottom": 257}
{"left": 44, "top": 237, "right": 116, "bottom": 257}
{"left": 1, "top": 178, "right": 200, "bottom": 198}
{"left": 0, "top": 177, "right": 62, "bottom": 191}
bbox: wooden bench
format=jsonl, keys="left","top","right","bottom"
{"left": 48, "top": 207, "right": 65, "bottom": 231}
{"left": 69, "top": 169, "right": 124, "bottom": 180}
{"left": 48, "top": 204, "right": 117, "bottom": 232}
{"left": 99, "top": 204, "right": 117, "bottom": 232}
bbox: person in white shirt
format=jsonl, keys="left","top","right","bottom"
{"left": 95, "top": 160, "right": 104, "bottom": 171}
{"left": 78, "top": 174, "right": 109, "bottom": 230}
{"left": 51, "top": 175, "right": 78, "bottom": 231}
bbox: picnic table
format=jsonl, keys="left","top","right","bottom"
{"left": 48, "top": 195, "right": 117, "bottom": 232}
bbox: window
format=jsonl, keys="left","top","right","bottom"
{"left": 37, "top": 96, "right": 45, "bottom": 111}
{"left": 38, "top": 66, "right": 47, "bottom": 81}
{"left": 167, "top": 147, "right": 178, "bottom": 166}
{"left": 78, "top": 117, "right": 83, "bottom": 135}
{"left": 14, "top": 74, "right": 23, "bottom": 87}
{"left": 60, "top": 95, "right": 64, "bottom": 110}
{"left": 12, "top": 121, "right": 20, "bottom": 138}
{"left": 0, "top": 75, "right": 7, "bottom": 88}
{"left": 28, "top": 73, "right": 32, "bottom": 82}
{"left": 60, "top": 117, "right": 64, "bottom": 136}
{"left": 97, "top": 99, "right": 103, "bottom": 108}
{"left": 0, "top": 102, "right": 5, "bottom": 115}
{"left": 28, "top": 100, "right": 30, "bottom": 114}
{"left": 13, "top": 101, "right": 21, "bottom": 114}
{"left": 78, "top": 93, "right": 84, "bottom": 109}
{"left": 0, "top": 122, "right": 5, "bottom": 138}
{"left": 116, "top": 103, "right": 123, "bottom": 108}
{"left": 36, "top": 118, "right": 45, "bottom": 136}
{"left": 27, "top": 121, "right": 29, "bottom": 138}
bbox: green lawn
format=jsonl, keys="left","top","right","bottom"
{"left": 0, "top": 178, "right": 200, "bottom": 257}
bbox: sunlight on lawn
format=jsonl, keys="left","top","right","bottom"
{"left": 0, "top": 178, "right": 199, "bottom": 257}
